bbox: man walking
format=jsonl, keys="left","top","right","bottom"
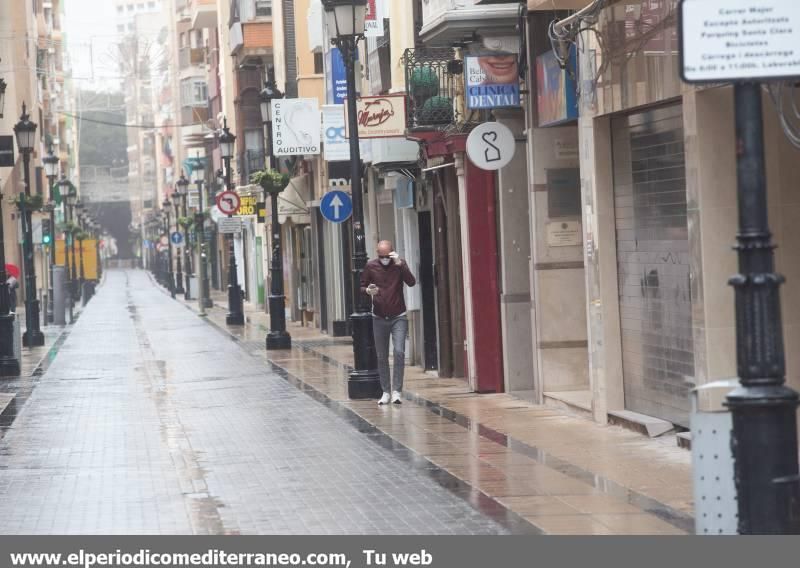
{"left": 361, "top": 240, "right": 416, "bottom": 405}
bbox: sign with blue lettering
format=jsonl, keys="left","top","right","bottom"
{"left": 170, "top": 232, "right": 184, "bottom": 246}
{"left": 320, "top": 190, "right": 353, "bottom": 224}
{"left": 329, "top": 47, "right": 358, "bottom": 105}
{"left": 465, "top": 55, "right": 521, "bottom": 109}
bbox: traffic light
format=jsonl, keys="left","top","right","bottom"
{"left": 41, "top": 219, "right": 52, "bottom": 246}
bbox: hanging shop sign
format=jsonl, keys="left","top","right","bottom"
{"left": 365, "top": 0, "right": 386, "bottom": 38}
{"left": 271, "top": 98, "right": 321, "bottom": 156}
{"left": 344, "top": 94, "right": 407, "bottom": 139}
{"left": 235, "top": 194, "right": 259, "bottom": 217}
{"left": 327, "top": 47, "right": 357, "bottom": 105}
{"left": 465, "top": 54, "right": 521, "bottom": 109}
{"left": 465, "top": 122, "right": 516, "bottom": 171}
{"left": 536, "top": 47, "right": 579, "bottom": 127}
{"left": 679, "top": 0, "right": 800, "bottom": 83}
{"left": 323, "top": 105, "right": 373, "bottom": 161}
{"left": 257, "top": 202, "right": 266, "bottom": 223}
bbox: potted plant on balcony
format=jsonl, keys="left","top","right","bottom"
{"left": 250, "top": 168, "right": 290, "bottom": 195}
{"left": 10, "top": 193, "right": 44, "bottom": 212}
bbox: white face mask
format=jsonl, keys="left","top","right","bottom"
{"left": 379, "top": 258, "right": 391, "bottom": 266}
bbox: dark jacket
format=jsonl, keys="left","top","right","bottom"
{"left": 360, "top": 258, "right": 416, "bottom": 318}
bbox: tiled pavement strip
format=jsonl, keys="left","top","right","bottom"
{"left": 0, "top": 270, "right": 515, "bottom": 535}
{"left": 181, "top": 278, "right": 694, "bottom": 536}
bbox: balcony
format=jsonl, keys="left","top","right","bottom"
{"left": 181, "top": 105, "right": 210, "bottom": 126}
{"left": 191, "top": 0, "right": 218, "bottom": 29}
{"left": 179, "top": 46, "right": 207, "bottom": 70}
{"left": 229, "top": 21, "right": 273, "bottom": 56}
{"left": 526, "top": 0, "right": 592, "bottom": 9}
{"left": 403, "top": 48, "right": 459, "bottom": 131}
{"left": 420, "top": 0, "right": 521, "bottom": 46}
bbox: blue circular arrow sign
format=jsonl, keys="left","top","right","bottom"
{"left": 320, "top": 190, "right": 353, "bottom": 224}
{"left": 170, "top": 231, "right": 184, "bottom": 246}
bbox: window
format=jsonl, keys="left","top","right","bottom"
{"left": 148, "top": 1, "right": 155, "bottom": 8}
{"left": 313, "top": 52, "right": 323, "bottom": 75}
{"left": 181, "top": 78, "right": 208, "bottom": 106}
{"left": 128, "top": 22, "right": 135, "bottom": 31}
{"left": 255, "top": 0, "right": 272, "bottom": 17}
{"left": 117, "top": 6, "right": 124, "bottom": 13}
{"left": 117, "top": 24, "right": 125, "bottom": 32}
{"left": 127, "top": 4, "right": 134, "bottom": 11}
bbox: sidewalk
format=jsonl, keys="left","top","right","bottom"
{"left": 179, "top": 288, "right": 693, "bottom": 535}
{"left": 0, "top": 308, "right": 77, "bottom": 427}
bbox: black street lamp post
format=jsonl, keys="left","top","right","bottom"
{"left": 176, "top": 174, "right": 192, "bottom": 300}
{"left": 219, "top": 119, "right": 244, "bottom": 326}
{"left": 59, "top": 177, "right": 75, "bottom": 323}
{"left": 323, "top": 0, "right": 380, "bottom": 398}
{"left": 13, "top": 103, "right": 44, "bottom": 347}
{"left": 162, "top": 198, "right": 176, "bottom": 299}
{"left": 42, "top": 146, "right": 59, "bottom": 324}
{"left": 726, "top": 83, "right": 800, "bottom": 534}
{"left": 260, "top": 66, "right": 291, "bottom": 350}
{"left": 193, "top": 164, "right": 212, "bottom": 310}
{"left": 170, "top": 189, "right": 185, "bottom": 295}
{"left": 66, "top": 191, "right": 78, "bottom": 302}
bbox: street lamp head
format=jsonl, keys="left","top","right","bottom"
{"left": 162, "top": 197, "right": 171, "bottom": 209}
{"left": 75, "top": 200, "right": 84, "bottom": 212}
{"left": 322, "top": 0, "right": 368, "bottom": 39}
{"left": 171, "top": 189, "right": 181, "bottom": 202}
{"left": 176, "top": 173, "right": 190, "bottom": 194}
{"left": 259, "top": 66, "right": 284, "bottom": 124}
{"left": 218, "top": 118, "right": 236, "bottom": 159}
{"left": 43, "top": 145, "right": 60, "bottom": 178}
{"left": 13, "top": 102, "right": 38, "bottom": 153}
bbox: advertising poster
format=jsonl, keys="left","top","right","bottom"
{"left": 535, "top": 47, "right": 579, "bottom": 127}
{"left": 364, "top": 0, "right": 385, "bottom": 38}
{"left": 271, "top": 98, "right": 321, "bottom": 156}
{"left": 465, "top": 54, "right": 521, "bottom": 109}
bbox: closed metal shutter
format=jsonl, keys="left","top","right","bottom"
{"left": 612, "top": 104, "right": 693, "bottom": 427}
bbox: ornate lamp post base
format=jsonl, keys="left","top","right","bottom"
{"left": 0, "top": 314, "right": 21, "bottom": 376}
{"left": 347, "top": 311, "right": 381, "bottom": 399}
{"left": 22, "top": 298, "right": 45, "bottom": 347}
{"left": 266, "top": 331, "right": 291, "bottom": 350}
{"left": 226, "top": 285, "right": 245, "bottom": 326}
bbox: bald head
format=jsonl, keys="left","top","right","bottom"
{"left": 377, "top": 240, "right": 393, "bottom": 256}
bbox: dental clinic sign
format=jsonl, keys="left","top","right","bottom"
{"left": 680, "top": 0, "right": 800, "bottom": 83}
{"left": 465, "top": 55, "right": 521, "bottom": 109}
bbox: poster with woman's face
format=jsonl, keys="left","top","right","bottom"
{"left": 465, "top": 55, "right": 521, "bottom": 110}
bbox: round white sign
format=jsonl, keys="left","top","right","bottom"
{"left": 466, "top": 122, "right": 516, "bottom": 171}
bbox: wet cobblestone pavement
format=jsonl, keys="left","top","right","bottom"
{"left": 0, "top": 270, "right": 511, "bottom": 535}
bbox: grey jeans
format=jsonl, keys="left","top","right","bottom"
{"left": 372, "top": 315, "right": 408, "bottom": 393}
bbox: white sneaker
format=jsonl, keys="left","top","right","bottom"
{"left": 391, "top": 391, "right": 402, "bottom": 404}
{"left": 378, "top": 392, "right": 391, "bottom": 405}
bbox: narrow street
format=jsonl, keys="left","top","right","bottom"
{"left": 0, "top": 270, "right": 512, "bottom": 535}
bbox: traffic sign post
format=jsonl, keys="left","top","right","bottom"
{"left": 170, "top": 232, "right": 184, "bottom": 247}
{"left": 466, "top": 122, "right": 516, "bottom": 171}
{"left": 677, "top": 0, "right": 800, "bottom": 535}
{"left": 320, "top": 190, "right": 353, "bottom": 223}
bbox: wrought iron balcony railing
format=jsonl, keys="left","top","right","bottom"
{"left": 403, "top": 47, "right": 459, "bottom": 130}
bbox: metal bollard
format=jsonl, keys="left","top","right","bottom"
{"left": 692, "top": 379, "right": 739, "bottom": 535}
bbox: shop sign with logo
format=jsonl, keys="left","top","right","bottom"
{"left": 364, "top": 0, "right": 386, "bottom": 38}
{"left": 465, "top": 54, "right": 521, "bottom": 109}
{"left": 235, "top": 194, "right": 259, "bottom": 216}
{"left": 271, "top": 98, "right": 321, "bottom": 156}
{"left": 327, "top": 47, "right": 357, "bottom": 105}
{"left": 322, "top": 105, "right": 371, "bottom": 162}
{"left": 345, "top": 94, "right": 407, "bottom": 139}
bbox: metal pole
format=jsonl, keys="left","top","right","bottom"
{"left": 46, "top": 175, "right": 56, "bottom": 323}
{"left": 69, "top": 205, "right": 77, "bottom": 302}
{"left": 727, "top": 82, "right": 800, "bottom": 534}
{"left": 196, "top": 178, "right": 212, "bottom": 310}
{"left": 173, "top": 202, "right": 185, "bottom": 295}
{"left": 182, "top": 193, "right": 191, "bottom": 300}
{"left": 20, "top": 151, "right": 44, "bottom": 347}
{"left": 0, "top": 182, "right": 20, "bottom": 375}
{"left": 165, "top": 209, "right": 175, "bottom": 298}
{"left": 265, "top": 117, "right": 291, "bottom": 350}
{"left": 224, "top": 156, "right": 244, "bottom": 325}
{"left": 340, "top": 35, "right": 379, "bottom": 398}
